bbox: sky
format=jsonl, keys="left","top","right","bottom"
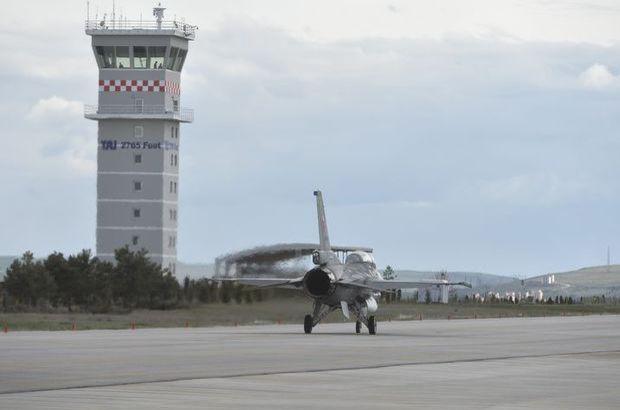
{"left": 1, "top": 0, "right": 620, "bottom": 276}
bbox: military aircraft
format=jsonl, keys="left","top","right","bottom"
{"left": 223, "top": 191, "right": 471, "bottom": 335}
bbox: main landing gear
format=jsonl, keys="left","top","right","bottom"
{"left": 355, "top": 316, "right": 376, "bottom": 334}
{"left": 304, "top": 301, "right": 336, "bottom": 334}
{"left": 367, "top": 316, "right": 377, "bottom": 335}
{"left": 350, "top": 302, "right": 377, "bottom": 335}
{"left": 304, "top": 302, "right": 378, "bottom": 335}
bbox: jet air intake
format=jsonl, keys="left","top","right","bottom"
{"left": 303, "top": 268, "right": 336, "bottom": 297}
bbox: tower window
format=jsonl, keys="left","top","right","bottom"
{"left": 95, "top": 46, "right": 115, "bottom": 68}
{"left": 167, "top": 47, "right": 179, "bottom": 70}
{"left": 169, "top": 180, "right": 178, "bottom": 194}
{"left": 134, "top": 126, "right": 143, "bottom": 138}
{"left": 134, "top": 181, "right": 142, "bottom": 191}
{"left": 115, "top": 46, "right": 130, "bottom": 69}
{"left": 172, "top": 99, "right": 179, "bottom": 112}
{"left": 133, "top": 208, "right": 141, "bottom": 218}
{"left": 174, "top": 49, "right": 187, "bottom": 72}
{"left": 133, "top": 46, "right": 148, "bottom": 68}
{"left": 148, "top": 46, "right": 166, "bottom": 69}
{"left": 132, "top": 235, "right": 139, "bottom": 246}
{"left": 134, "top": 154, "right": 142, "bottom": 164}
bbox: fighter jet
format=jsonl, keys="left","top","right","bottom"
{"left": 224, "top": 191, "right": 471, "bottom": 335}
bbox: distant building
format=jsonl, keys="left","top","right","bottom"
{"left": 535, "top": 289, "right": 544, "bottom": 302}
{"left": 416, "top": 285, "right": 449, "bottom": 304}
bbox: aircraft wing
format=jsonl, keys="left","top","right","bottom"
{"left": 217, "top": 277, "right": 305, "bottom": 289}
{"left": 341, "top": 279, "right": 472, "bottom": 291}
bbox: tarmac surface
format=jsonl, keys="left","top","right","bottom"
{"left": 0, "top": 315, "right": 619, "bottom": 409}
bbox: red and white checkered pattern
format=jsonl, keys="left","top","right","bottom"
{"left": 99, "top": 79, "right": 180, "bottom": 95}
{"left": 165, "top": 81, "right": 180, "bottom": 95}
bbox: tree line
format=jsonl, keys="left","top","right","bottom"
{"left": 0, "top": 248, "right": 284, "bottom": 313}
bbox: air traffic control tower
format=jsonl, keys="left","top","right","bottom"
{"left": 85, "top": 5, "right": 196, "bottom": 274}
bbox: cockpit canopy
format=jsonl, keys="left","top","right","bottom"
{"left": 345, "top": 251, "right": 375, "bottom": 266}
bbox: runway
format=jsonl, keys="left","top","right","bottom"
{"left": 1, "top": 315, "right": 619, "bottom": 409}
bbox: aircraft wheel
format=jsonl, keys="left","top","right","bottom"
{"left": 304, "top": 314, "right": 313, "bottom": 334}
{"left": 355, "top": 321, "right": 361, "bottom": 334}
{"left": 368, "top": 316, "right": 377, "bottom": 335}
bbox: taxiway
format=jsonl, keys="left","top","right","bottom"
{"left": 1, "top": 315, "right": 618, "bottom": 409}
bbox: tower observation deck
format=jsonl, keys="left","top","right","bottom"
{"left": 85, "top": 5, "right": 197, "bottom": 273}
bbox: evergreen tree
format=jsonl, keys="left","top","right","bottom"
{"left": 4, "top": 252, "right": 56, "bottom": 307}
{"left": 382, "top": 265, "right": 397, "bottom": 280}
{"left": 233, "top": 284, "right": 244, "bottom": 304}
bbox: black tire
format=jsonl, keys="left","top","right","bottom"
{"left": 304, "top": 314, "right": 313, "bottom": 334}
{"left": 368, "top": 316, "right": 377, "bottom": 335}
{"left": 355, "top": 321, "right": 361, "bottom": 334}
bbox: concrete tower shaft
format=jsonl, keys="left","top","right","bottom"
{"left": 84, "top": 8, "right": 196, "bottom": 273}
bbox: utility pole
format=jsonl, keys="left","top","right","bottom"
{"left": 607, "top": 245, "right": 611, "bottom": 271}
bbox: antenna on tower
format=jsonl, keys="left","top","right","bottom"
{"left": 112, "top": 0, "right": 116, "bottom": 28}
{"left": 86, "top": 1, "right": 90, "bottom": 21}
{"left": 153, "top": 2, "right": 166, "bottom": 29}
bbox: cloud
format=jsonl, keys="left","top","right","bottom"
{"left": 1, "top": 9, "right": 620, "bottom": 275}
{"left": 387, "top": 4, "right": 401, "bottom": 14}
{"left": 21, "top": 96, "right": 96, "bottom": 177}
{"left": 579, "top": 63, "right": 618, "bottom": 88}
{"left": 477, "top": 173, "right": 606, "bottom": 206}
{"left": 27, "top": 96, "right": 83, "bottom": 121}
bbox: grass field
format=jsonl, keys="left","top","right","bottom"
{"left": 1, "top": 298, "right": 619, "bottom": 331}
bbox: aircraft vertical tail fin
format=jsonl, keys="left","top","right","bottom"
{"left": 313, "top": 190, "right": 331, "bottom": 251}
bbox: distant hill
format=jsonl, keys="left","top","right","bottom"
{"left": 523, "top": 264, "right": 620, "bottom": 297}
{"left": 395, "top": 270, "right": 515, "bottom": 289}
{"left": 531, "top": 264, "right": 620, "bottom": 287}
